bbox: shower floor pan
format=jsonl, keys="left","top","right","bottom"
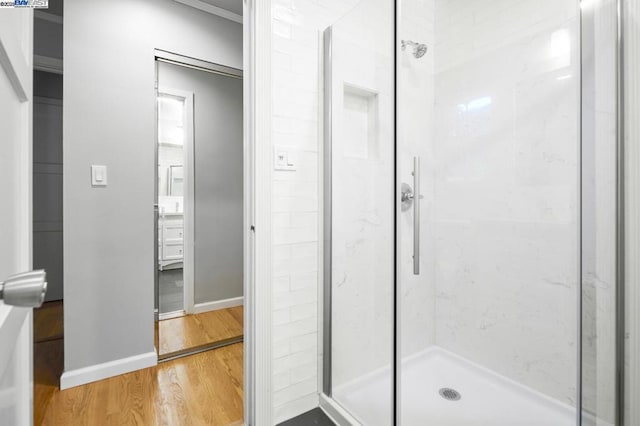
{"left": 332, "top": 346, "right": 576, "bottom": 426}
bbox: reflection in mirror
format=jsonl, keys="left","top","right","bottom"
{"left": 157, "top": 90, "right": 186, "bottom": 319}
{"left": 168, "top": 165, "right": 184, "bottom": 197}
{"left": 154, "top": 56, "right": 244, "bottom": 365}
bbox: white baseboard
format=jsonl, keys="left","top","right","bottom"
{"left": 192, "top": 296, "right": 243, "bottom": 314}
{"left": 60, "top": 351, "right": 157, "bottom": 390}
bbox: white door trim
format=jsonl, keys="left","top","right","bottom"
{"left": 156, "top": 87, "right": 195, "bottom": 315}
{"left": 244, "top": 0, "right": 273, "bottom": 424}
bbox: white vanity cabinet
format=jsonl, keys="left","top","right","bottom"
{"left": 158, "top": 211, "right": 184, "bottom": 270}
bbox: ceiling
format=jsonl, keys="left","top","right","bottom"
{"left": 198, "top": 0, "right": 242, "bottom": 16}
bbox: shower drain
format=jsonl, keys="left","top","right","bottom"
{"left": 439, "top": 388, "right": 462, "bottom": 401}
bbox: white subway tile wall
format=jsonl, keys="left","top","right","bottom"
{"left": 271, "top": 0, "right": 361, "bottom": 422}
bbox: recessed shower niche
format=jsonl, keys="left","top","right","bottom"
{"left": 342, "top": 84, "right": 379, "bottom": 160}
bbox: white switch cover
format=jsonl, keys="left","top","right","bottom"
{"left": 274, "top": 146, "right": 296, "bottom": 171}
{"left": 91, "top": 165, "right": 108, "bottom": 186}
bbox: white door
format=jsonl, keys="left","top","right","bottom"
{"left": 0, "top": 8, "right": 35, "bottom": 426}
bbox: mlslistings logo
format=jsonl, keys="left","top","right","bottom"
{"left": 0, "top": 0, "right": 48, "bottom": 7}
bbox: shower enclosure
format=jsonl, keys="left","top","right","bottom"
{"left": 321, "top": 0, "right": 620, "bottom": 424}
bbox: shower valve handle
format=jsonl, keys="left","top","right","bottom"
{"left": 401, "top": 187, "right": 414, "bottom": 203}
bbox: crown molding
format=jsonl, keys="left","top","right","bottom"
{"left": 173, "top": 0, "right": 242, "bottom": 24}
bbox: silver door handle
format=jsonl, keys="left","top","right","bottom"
{"left": 0, "top": 270, "right": 47, "bottom": 308}
{"left": 412, "top": 157, "right": 420, "bottom": 275}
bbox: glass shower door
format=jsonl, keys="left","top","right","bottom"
{"left": 324, "top": 1, "right": 395, "bottom": 425}
{"left": 396, "top": 0, "right": 581, "bottom": 424}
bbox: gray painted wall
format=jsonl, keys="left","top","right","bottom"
{"left": 157, "top": 61, "right": 243, "bottom": 305}
{"left": 63, "top": 0, "right": 242, "bottom": 372}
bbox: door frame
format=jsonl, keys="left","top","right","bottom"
{"left": 244, "top": 0, "right": 274, "bottom": 424}
{"left": 151, "top": 3, "right": 273, "bottom": 422}
{"left": 151, "top": 0, "right": 304, "bottom": 426}
{"left": 149, "top": 3, "right": 275, "bottom": 423}
{"left": 153, "top": 50, "right": 245, "bottom": 324}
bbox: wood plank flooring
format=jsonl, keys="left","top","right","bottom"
{"left": 35, "top": 342, "right": 244, "bottom": 426}
{"left": 34, "top": 302, "right": 245, "bottom": 425}
{"left": 159, "top": 306, "right": 243, "bottom": 357}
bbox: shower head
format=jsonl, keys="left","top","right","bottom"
{"left": 401, "top": 40, "right": 428, "bottom": 58}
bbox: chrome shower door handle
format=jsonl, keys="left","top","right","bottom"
{"left": 0, "top": 270, "right": 47, "bottom": 308}
{"left": 413, "top": 157, "right": 420, "bottom": 275}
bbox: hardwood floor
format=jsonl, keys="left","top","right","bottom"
{"left": 159, "top": 306, "right": 243, "bottom": 357}
{"left": 34, "top": 302, "right": 245, "bottom": 425}
{"left": 35, "top": 342, "right": 244, "bottom": 426}
{"left": 33, "top": 301, "right": 66, "bottom": 425}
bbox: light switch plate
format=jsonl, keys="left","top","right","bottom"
{"left": 274, "top": 146, "right": 296, "bottom": 171}
{"left": 91, "top": 165, "right": 108, "bottom": 186}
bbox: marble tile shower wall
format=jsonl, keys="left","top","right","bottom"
{"left": 432, "top": 0, "right": 580, "bottom": 405}
{"left": 270, "top": 0, "right": 360, "bottom": 422}
{"left": 329, "top": 0, "right": 395, "bottom": 390}
{"left": 398, "top": 0, "right": 437, "bottom": 360}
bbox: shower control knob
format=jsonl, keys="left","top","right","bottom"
{"left": 0, "top": 270, "right": 47, "bottom": 308}
{"left": 401, "top": 183, "right": 414, "bottom": 211}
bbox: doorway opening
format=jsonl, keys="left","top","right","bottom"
{"left": 32, "top": 5, "right": 65, "bottom": 424}
{"left": 154, "top": 51, "right": 245, "bottom": 361}
{"left": 32, "top": 2, "right": 247, "bottom": 425}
